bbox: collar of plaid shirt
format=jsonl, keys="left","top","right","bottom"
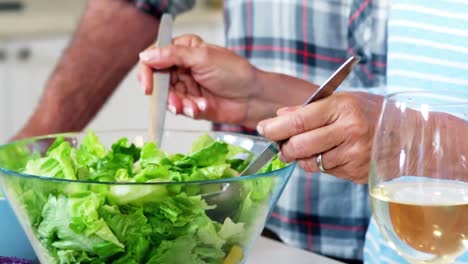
{"left": 131, "top": 0, "right": 389, "bottom": 261}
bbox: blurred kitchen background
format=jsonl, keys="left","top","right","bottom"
{"left": 0, "top": 0, "right": 224, "bottom": 143}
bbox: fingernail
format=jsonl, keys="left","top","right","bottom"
{"left": 256, "top": 124, "right": 264, "bottom": 136}
{"left": 196, "top": 99, "right": 207, "bottom": 112}
{"left": 183, "top": 107, "right": 194, "bottom": 118}
{"left": 278, "top": 151, "right": 286, "bottom": 162}
{"left": 168, "top": 104, "right": 177, "bottom": 114}
{"left": 139, "top": 49, "right": 160, "bottom": 61}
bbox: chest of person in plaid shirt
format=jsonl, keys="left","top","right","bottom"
{"left": 131, "top": 0, "right": 388, "bottom": 263}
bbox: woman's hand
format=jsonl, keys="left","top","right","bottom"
{"left": 257, "top": 92, "right": 383, "bottom": 183}
{"left": 137, "top": 34, "right": 319, "bottom": 128}
{"left": 138, "top": 34, "right": 260, "bottom": 127}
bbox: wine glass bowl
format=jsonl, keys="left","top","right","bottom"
{"left": 369, "top": 90, "right": 468, "bottom": 264}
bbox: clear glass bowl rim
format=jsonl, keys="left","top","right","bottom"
{"left": 0, "top": 129, "right": 295, "bottom": 186}
{"left": 385, "top": 90, "right": 468, "bottom": 106}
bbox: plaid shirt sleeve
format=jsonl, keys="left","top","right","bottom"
{"left": 128, "top": 0, "right": 195, "bottom": 19}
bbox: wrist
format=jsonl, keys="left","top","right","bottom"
{"left": 242, "top": 69, "right": 281, "bottom": 128}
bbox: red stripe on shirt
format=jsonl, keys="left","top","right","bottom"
{"left": 230, "top": 45, "right": 345, "bottom": 63}
{"left": 373, "top": 61, "right": 386, "bottom": 68}
{"left": 348, "top": 0, "right": 371, "bottom": 24}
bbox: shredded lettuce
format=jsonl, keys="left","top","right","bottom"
{"left": 4, "top": 130, "right": 287, "bottom": 264}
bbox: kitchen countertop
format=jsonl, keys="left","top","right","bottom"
{"left": 249, "top": 237, "right": 345, "bottom": 264}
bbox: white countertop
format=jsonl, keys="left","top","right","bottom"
{"left": 249, "top": 237, "right": 345, "bottom": 264}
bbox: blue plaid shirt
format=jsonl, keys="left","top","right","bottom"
{"left": 131, "top": 0, "right": 388, "bottom": 261}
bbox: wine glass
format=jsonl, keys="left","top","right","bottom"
{"left": 369, "top": 90, "right": 468, "bottom": 264}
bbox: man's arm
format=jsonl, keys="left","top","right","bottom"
{"left": 12, "top": 0, "right": 159, "bottom": 140}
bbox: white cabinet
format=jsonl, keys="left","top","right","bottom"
{"left": 0, "top": 37, "right": 66, "bottom": 143}
{"left": 0, "top": 10, "right": 224, "bottom": 143}
{"left": 2, "top": 37, "right": 70, "bottom": 142}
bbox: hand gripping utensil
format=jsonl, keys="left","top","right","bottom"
{"left": 239, "top": 56, "right": 361, "bottom": 176}
{"left": 204, "top": 56, "right": 360, "bottom": 222}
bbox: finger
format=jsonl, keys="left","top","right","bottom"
{"left": 193, "top": 97, "right": 207, "bottom": 113}
{"left": 324, "top": 140, "right": 372, "bottom": 183}
{"left": 177, "top": 69, "right": 201, "bottom": 97}
{"left": 320, "top": 144, "right": 350, "bottom": 170}
{"left": 139, "top": 45, "right": 203, "bottom": 69}
{"left": 170, "top": 68, "right": 177, "bottom": 85}
{"left": 279, "top": 123, "right": 346, "bottom": 162}
{"left": 174, "top": 81, "right": 187, "bottom": 95}
{"left": 297, "top": 143, "right": 368, "bottom": 183}
{"left": 258, "top": 98, "right": 337, "bottom": 141}
{"left": 173, "top": 34, "right": 204, "bottom": 47}
{"left": 296, "top": 150, "right": 340, "bottom": 174}
{"left": 168, "top": 91, "right": 183, "bottom": 114}
{"left": 138, "top": 61, "right": 154, "bottom": 95}
{"left": 181, "top": 97, "right": 200, "bottom": 119}
{"left": 277, "top": 105, "right": 301, "bottom": 116}
{"left": 296, "top": 155, "right": 319, "bottom": 173}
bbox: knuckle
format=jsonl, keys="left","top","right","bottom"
{"left": 298, "top": 159, "right": 316, "bottom": 172}
{"left": 289, "top": 114, "right": 307, "bottom": 134}
{"left": 337, "top": 92, "right": 359, "bottom": 107}
{"left": 347, "top": 143, "right": 364, "bottom": 159}
{"left": 342, "top": 115, "right": 369, "bottom": 137}
{"left": 189, "top": 35, "right": 204, "bottom": 47}
{"left": 197, "top": 46, "right": 210, "bottom": 61}
{"left": 285, "top": 136, "right": 306, "bottom": 158}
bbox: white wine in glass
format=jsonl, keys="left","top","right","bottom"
{"left": 369, "top": 91, "right": 468, "bottom": 264}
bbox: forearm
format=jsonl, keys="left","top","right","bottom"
{"left": 244, "top": 69, "right": 319, "bottom": 127}
{"left": 12, "top": 0, "right": 159, "bottom": 140}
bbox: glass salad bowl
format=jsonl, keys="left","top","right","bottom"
{"left": 0, "top": 190, "right": 36, "bottom": 262}
{"left": 0, "top": 130, "right": 295, "bottom": 264}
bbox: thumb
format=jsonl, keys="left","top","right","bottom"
{"left": 139, "top": 45, "right": 203, "bottom": 70}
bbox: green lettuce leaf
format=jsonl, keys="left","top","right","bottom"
{"left": 146, "top": 235, "right": 224, "bottom": 264}
{"left": 100, "top": 206, "right": 152, "bottom": 263}
{"left": 25, "top": 141, "right": 76, "bottom": 180}
{"left": 175, "top": 142, "right": 229, "bottom": 168}
{"left": 37, "top": 193, "right": 123, "bottom": 260}
{"left": 140, "top": 142, "right": 170, "bottom": 168}
{"left": 73, "top": 130, "right": 107, "bottom": 167}
{"left": 6, "top": 129, "right": 287, "bottom": 264}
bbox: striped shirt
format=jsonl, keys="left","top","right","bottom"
{"left": 131, "top": 0, "right": 388, "bottom": 261}
{"left": 364, "top": 0, "right": 468, "bottom": 263}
